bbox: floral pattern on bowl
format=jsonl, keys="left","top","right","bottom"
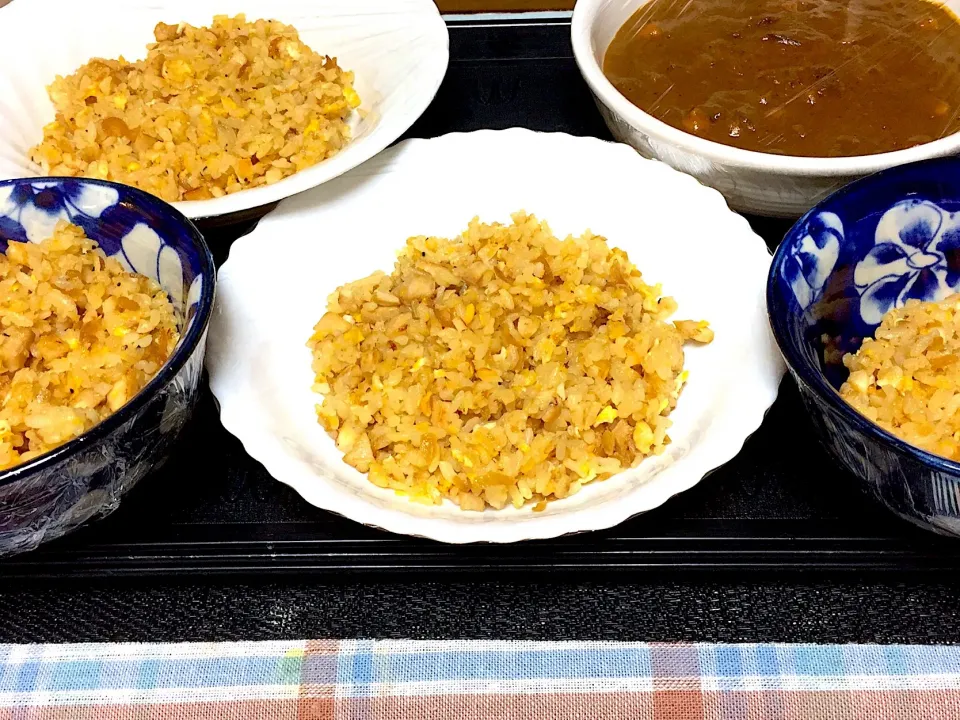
{"left": 0, "top": 177, "right": 215, "bottom": 556}
{"left": 855, "top": 200, "right": 960, "bottom": 324}
{"left": 0, "top": 179, "right": 204, "bottom": 323}
{"left": 780, "top": 211, "right": 841, "bottom": 310}
{"left": 769, "top": 156, "right": 960, "bottom": 537}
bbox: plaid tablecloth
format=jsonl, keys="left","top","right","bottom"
{"left": 0, "top": 640, "right": 959, "bottom": 718}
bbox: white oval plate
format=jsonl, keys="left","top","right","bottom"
{"left": 0, "top": 0, "right": 448, "bottom": 220}
{"left": 207, "top": 129, "right": 784, "bottom": 543}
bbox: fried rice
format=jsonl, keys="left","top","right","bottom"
{"left": 308, "top": 212, "right": 713, "bottom": 511}
{"left": 29, "top": 14, "right": 359, "bottom": 202}
{"left": 841, "top": 294, "right": 960, "bottom": 461}
{"left": 0, "top": 222, "right": 179, "bottom": 470}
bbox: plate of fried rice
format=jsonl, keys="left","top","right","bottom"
{"left": 207, "top": 130, "right": 784, "bottom": 543}
{"left": 0, "top": 0, "right": 447, "bottom": 220}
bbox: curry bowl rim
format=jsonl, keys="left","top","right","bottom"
{"left": 571, "top": 0, "right": 960, "bottom": 177}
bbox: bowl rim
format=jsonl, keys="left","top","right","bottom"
{"left": 767, "top": 154, "right": 960, "bottom": 476}
{"left": 570, "top": 0, "right": 960, "bottom": 177}
{"left": 0, "top": 176, "right": 217, "bottom": 487}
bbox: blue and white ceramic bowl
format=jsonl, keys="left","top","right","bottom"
{"left": 769, "top": 156, "right": 960, "bottom": 537}
{"left": 0, "top": 177, "right": 215, "bottom": 555}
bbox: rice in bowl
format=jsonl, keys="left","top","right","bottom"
{"left": 0, "top": 222, "right": 180, "bottom": 470}
{"left": 29, "top": 14, "right": 360, "bottom": 202}
{"left": 840, "top": 294, "right": 960, "bottom": 461}
{"left": 308, "top": 212, "right": 712, "bottom": 511}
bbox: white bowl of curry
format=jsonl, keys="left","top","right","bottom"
{"left": 572, "top": 0, "right": 960, "bottom": 217}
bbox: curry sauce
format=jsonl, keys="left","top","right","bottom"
{"left": 603, "top": 0, "right": 960, "bottom": 157}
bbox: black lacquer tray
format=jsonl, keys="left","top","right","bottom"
{"left": 3, "top": 16, "right": 959, "bottom": 580}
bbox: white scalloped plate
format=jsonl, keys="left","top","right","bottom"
{"left": 0, "top": 0, "right": 447, "bottom": 220}
{"left": 207, "top": 129, "right": 784, "bottom": 543}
